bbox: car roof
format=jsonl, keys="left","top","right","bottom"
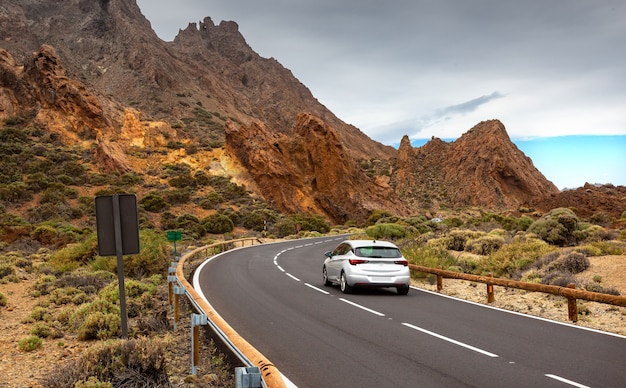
{"left": 344, "top": 240, "right": 399, "bottom": 249}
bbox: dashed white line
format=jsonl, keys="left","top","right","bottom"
{"left": 305, "top": 283, "right": 330, "bottom": 294}
{"left": 339, "top": 298, "right": 386, "bottom": 317}
{"left": 286, "top": 273, "right": 300, "bottom": 282}
{"left": 545, "top": 374, "right": 590, "bottom": 388}
{"left": 402, "top": 323, "right": 499, "bottom": 358}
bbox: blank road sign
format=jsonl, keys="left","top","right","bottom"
{"left": 95, "top": 194, "right": 140, "bottom": 256}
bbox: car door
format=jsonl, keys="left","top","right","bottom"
{"left": 326, "top": 243, "right": 351, "bottom": 281}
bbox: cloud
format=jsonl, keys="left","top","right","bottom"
{"left": 434, "top": 92, "right": 505, "bottom": 121}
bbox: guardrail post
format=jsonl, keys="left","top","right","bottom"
{"left": 486, "top": 274, "right": 495, "bottom": 303}
{"left": 173, "top": 286, "right": 186, "bottom": 330}
{"left": 191, "top": 313, "right": 208, "bottom": 375}
{"left": 235, "top": 366, "right": 262, "bottom": 388}
{"left": 167, "top": 275, "right": 177, "bottom": 305}
{"left": 168, "top": 262, "right": 178, "bottom": 305}
{"left": 567, "top": 283, "right": 578, "bottom": 322}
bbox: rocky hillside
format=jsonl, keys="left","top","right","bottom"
{"left": 394, "top": 120, "right": 559, "bottom": 210}
{"left": 1, "top": 0, "right": 622, "bottom": 224}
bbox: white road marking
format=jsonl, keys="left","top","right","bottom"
{"left": 339, "top": 298, "right": 386, "bottom": 317}
{"left": 286, "top": 273, "right": 300, "bottom": 282}
{"left": 545, "top": 374, "right": 590, "bottom": 388}
{"left": 305, "top": 283, "right": 330, "bottom": 294}
{"left": 402, "top": 323, "right": 499, "bottom": 358}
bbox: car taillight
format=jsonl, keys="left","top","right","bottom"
{"left": 349, "top": 259, "right": 369, "bottom": 265}
{"left": 394, "top": 260, "right": 409, "bottom": 266}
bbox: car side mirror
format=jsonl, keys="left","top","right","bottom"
{"left": 324, "top": 251, "right": 333, "bottom": 258}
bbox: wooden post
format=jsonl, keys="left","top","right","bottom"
{"left": 193, "top": 324, "right": 200, "bottom": 370}
{"left": 436, "top": 266, "right": 443, "bottom": 292}
{"left": 567, "top": 283, "right": 578, "bottom": 322}
{"left": 487, "top": 274, "right": 495, "bottom": 303}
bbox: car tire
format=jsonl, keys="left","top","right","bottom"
{"left": 322, "top": 266, "right": 332, "bottom": 286}
{"left": 397, "top": 285, "right": 409, "bottom": 295}
{"left": 340, "top": 272, "right": 353, "bottom": 294}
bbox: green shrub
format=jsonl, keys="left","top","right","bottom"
{"left": 0, "top": 263, "right": 15, "bottom": 280}
{"left": 477, "top": 238, "right": 556, "bottom": 277}
{"left": 49, "top": 234, "right": 99, "bottom": 272}
{"left": 30, "top": 274, "right": 57, "bottom": 297}
{"left": 194, "top": 170, "right": 210, "bottom": 186}
{"left": 445, "top": 229, "right": 484, "bottom": 251}
{"left": 202, "top": 213, "right": 235, "bottom": 234}
{"left": 527, "top": 208, "right": 580, "bottom": 246}
{"left": 120, "top": 229, "right": 169, "bottom": 278}
{"left": 31, "top": 224, "right": 59, "bottom": 245}
{"left": 69, "top": 299, "right": 120, "bottom": 337}
{"left": 199, "top": 191, "right": 224, "bottom": 209}
{"left": 99, "top": 278, "right": 157, "bottom": 304}
{"left": 400, "top": 242, "right": 457, "bottom": 279}
{"left": 168, "top": 173, "right": 196, "bottom": 189}
{"left": 139, "top": 192, "right": 170, "bottom": 213}
{"left": 465, "top": 235, "right": 505, "bottom": 255}
{"left": 365, "top": 223, "right": 415, "bottom": 240}
{"left": 367, "top": 209, "right": 394, "bottom": 225}
{"left": 575, "top": 241, "right": 626, "bottom": 256}
{"left": 274, "top": 217, "right": 298, "bottom": 237}
{"left": 18, "top": 335, "right": 43, "bottom": 352}
{"left": 0, "top": 292, "right": 7, "bottom": 306}
{"left": 49, "top": 287, "right": 90, "bottom": 305}
{"left": 403, "top": 215, "right": 435, "bottom": 234}
{"left": 292, "top": 214, "right": 331, "bottom": 234}
{"left": 163, "top": 188, "right": 192, "bottom": 204}
{"left": 242, "top": 209, "right": 278, "bottom": 231}
{"left": 31, "top": 322, "right": 63, "bottom": 339}
{"left": 74, "top": 377, "right": 113, "bottom": 388}
{"left": 77, "top": 312, "right": 121, "bottom": 340}
{"left": 29, "top": 306, "right": 53, "bottom": 322}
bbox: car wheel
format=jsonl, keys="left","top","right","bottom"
{"left": 322, "top": 266, "right": 332, "bottom": 286}
{"left": 397, "top": 285, "right": 409, "bottom": 295}
{"left": 340, "top": 272, "right": 353, "bottom": 294}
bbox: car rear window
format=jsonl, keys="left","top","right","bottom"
{"left": 354, "top": 246, "right": 402, "bottom": 258}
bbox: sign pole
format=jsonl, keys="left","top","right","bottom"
{"left": 112, "top": 195, "right": 129, "bottom": 339}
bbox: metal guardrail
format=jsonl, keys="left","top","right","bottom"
{"left": 169, "top": 238, "right": 287, "bottom": 388}
{"left": 409, "top": 264, "right": 626, "bottom": 321}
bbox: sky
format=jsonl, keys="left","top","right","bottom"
{"left": 136, "top": 0, "right": 626, "bottom": 190}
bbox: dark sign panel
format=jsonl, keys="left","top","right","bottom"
{"left": 95, "top": 194, "right": 140, "bottom": 256}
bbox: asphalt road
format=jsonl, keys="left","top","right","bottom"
{"left": 194, "top": 236, "right": 626, "bottom": 388}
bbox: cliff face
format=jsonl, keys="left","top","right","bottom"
{"left": 225, "top": 113, "right": 407, "bottom": 223}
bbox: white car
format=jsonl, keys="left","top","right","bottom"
{"left": 322, "top": 240, "right": 410, "bottom": 295}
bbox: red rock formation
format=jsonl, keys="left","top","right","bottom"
{"left": 225, "top": 113, "right": 407, "bottom": 223}
{"left": 394, "top": 120, "right": 560, "bottom": 210}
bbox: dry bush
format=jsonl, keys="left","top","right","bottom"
{"left": 41, "top": 339, "right": 172, "bottom": 388}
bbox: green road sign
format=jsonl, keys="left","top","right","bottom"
{"left": 167, "top": 230, "right": 182, "bottom": 241}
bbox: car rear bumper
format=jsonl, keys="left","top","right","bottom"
{"left": 346, "top": 274, "right": 410, "bottom": 287}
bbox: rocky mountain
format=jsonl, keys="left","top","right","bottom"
{"left": 394, "top": 120, "right": 559, "bottom": 210}
{"left": 2, "top": 0, "right": 614, "bottom": 225}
